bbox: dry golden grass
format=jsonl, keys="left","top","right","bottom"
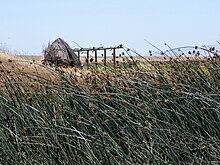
{"left": 0, "top": 52, "right": 204, "bottom": 74}
{"left": 0, "top": 53, "right": 58, "bottom": 85}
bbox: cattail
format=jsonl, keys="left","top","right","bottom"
{"left": 147, "top": 93, "right": 152, "bottom": 97}
{"left": 199, "top": 143, "right": 206, "bottom": 152}
{"left": 200, "top": 106, "right": 205, "bottom": 112}
{"left": 85, "top": 58, "right": 89, "bottom": 63}
{"left": 102, "top": 119, "right": 110, "bottom": 125}
{"left": 27, "top": 96, "right": 32, "bottom": 102}
{"left": 21, "top": 127, "right": 28, "bottom": 133}
{"left": 22, "top": 136, "right": 29, "bottom": 142}
{"left": 156, "top": 91, "right": 160, "bottom": 96}
{"left": 137, "top": 103, "right": 145, "bottom": 109}
{"left": 213, "top": 52, "right": 219, "bottom": 57}
{"left": 171, "top": 130, "right": 176, "bottom": 136}
{"left": 89, "top": 116, "right": 95, "bottom": 122}
{"left": 94, "top": 92, "right": 99, "bottom": 96}
{"left": 210, "top": 47, "right": 215, "bottom": 51}
{"left": 138, "top": 127, "right": 145, "bottom": 132}
{"left": 78, "top": 115, "right": 83, "bottom": 121}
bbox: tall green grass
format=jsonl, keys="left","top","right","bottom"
{"left": 0, "top": 52, "right": 220, "bottom": 164}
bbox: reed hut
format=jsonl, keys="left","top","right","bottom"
{"left": 43, "top": 38, "right": 81, "bottom": 66}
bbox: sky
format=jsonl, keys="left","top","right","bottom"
{"left": 0, "top": 0, "right": 220, "bottom": 55}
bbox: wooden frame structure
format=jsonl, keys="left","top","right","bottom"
{"left": 72, "top": 44, "right": 124, "bottom": 66}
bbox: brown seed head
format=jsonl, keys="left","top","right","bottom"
{"left": 22, "top": 136, "right": 29, "bottom": 142}
{"left": 102, "top": 119, "right": 110, "bottom": 125}
{"left": 22, "top": 127, "right": 28, "bottom": 133}
{"left": 27, "top": 96, "right": 32, "bottom": 102}
{"left": 200, "top": 106, "right": 205, "bottom": 112}
{"left": 156, "top": 91, "right": 160, "bottom": 96}
{"left": 199, "top": 143, "right": 206, "bottom": 152}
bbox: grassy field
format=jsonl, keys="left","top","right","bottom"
{"left": 0, "top": 51, "right": 220, "bottom": 164}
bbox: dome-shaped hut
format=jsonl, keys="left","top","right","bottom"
{"left": 43, "top": 38, "right": 81, "bottom": 66}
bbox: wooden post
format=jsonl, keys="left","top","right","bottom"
{"left": 78, "top": 51, "right": 80, "bottom": 61}
{"left": 113, "top": 48, "right": 116, "bottom": 66}
{"left": 87, "top": 50, "right": 89, "bottom": 65}
{"left": 104, "top": 49, "right": 107, "bottom": 66}
{"left": 95, "top": 50, "right": 98, "bottom": 65}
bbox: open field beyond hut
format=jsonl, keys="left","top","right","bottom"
{"left": 0, "top": 50, "right": 220, "bottom": 164}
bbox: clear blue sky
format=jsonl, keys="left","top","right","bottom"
{"left": 1, "top": 0, "right": 220, "bottom": 55}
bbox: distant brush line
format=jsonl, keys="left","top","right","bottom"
{"left": 145, "top": 40, "right": 220, "bottom": 57}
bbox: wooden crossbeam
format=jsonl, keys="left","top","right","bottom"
{"left": 72, "top": 44, "right": 123, "bottom": 52}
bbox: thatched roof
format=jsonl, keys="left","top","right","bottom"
{"left": 43, "top": 38, "right": 81, "bottom": 66}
